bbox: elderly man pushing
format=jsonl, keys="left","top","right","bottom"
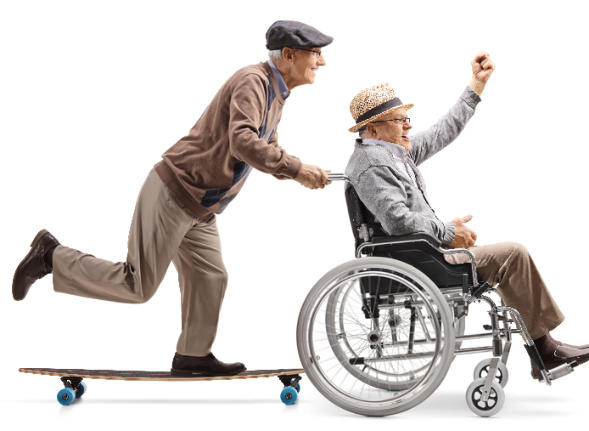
{"left": 13, "top": 20, "right": 332, "bottom": 376}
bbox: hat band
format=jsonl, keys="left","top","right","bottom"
{"left": 356, "top": 97, "right": 402, "bottom": 124}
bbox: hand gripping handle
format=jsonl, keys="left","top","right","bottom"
{"left": 327, "top": 173, "right": 349, "bottom": 182}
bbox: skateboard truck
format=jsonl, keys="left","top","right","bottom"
{"left": 61, "top": 376, "right": 83, "bottom": 389}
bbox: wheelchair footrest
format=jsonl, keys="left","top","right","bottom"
{"left": 548, "top": 361, "right": 578, "bottom": 381}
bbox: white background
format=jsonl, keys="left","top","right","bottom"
{"left": 1, "top": 0, "right": 588, "bottom": 428}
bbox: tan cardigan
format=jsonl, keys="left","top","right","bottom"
{"left": 155, "top": 61, "right": 302, "bottom": 219}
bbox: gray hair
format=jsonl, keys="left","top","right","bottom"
{"left": 268, "top": 49, "right": 283, "bottom": 62}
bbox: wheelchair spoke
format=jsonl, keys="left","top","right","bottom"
{"left": 298, "top": 259, "right": 455, "bottom": 410}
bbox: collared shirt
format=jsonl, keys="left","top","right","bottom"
{"left": 267, "top": 59, "right": 290, "bottom": 100}
{"left": 360, "top": 138, "right": 418, "bottom": 186}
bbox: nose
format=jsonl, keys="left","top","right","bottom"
{"left": 317, "top": 53, "right": 326, "bottom": 66}
{"left": 404, "top": 121, "right": 412, "bottom": 131}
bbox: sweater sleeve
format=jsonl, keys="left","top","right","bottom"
{"left": 355, "top": 165, "right": 455, "bottom": 246}
{"left": 268, "top": 129, "right": 302, "bottom": 180}
{"left": 228, "top": 73, "right": 301, "bottom": 178}
{"left": 409, "top": 86, "right": 481, "bottom": 166}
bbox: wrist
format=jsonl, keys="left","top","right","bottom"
{"left": 469, "top": 78, "right": 485, "bottom": 96}
{"left": 443, "top": 222, "right": 456, "bottom": 246}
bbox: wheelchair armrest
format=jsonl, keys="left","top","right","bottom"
{"left": 436, "top": 247, "right": 479, "bottom": 286}
{"left": 371, "top": 232, "right": 442, "bottom": 248}
{"left": 376, "top": 233, "right": 475, "bottom": 267}
{"left": 361, "top": 233, "right": 476, "bottom": 267}
{"left": 438, "top": 247, "right": 476, "bottom": 265}
{"left": 357, "top": 232, "right": 441, "bottom": 258}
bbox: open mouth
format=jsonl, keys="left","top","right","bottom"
{"left": 402, "top": 135, "right": 410, "bottom": 142}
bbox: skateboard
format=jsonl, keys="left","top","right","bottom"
{"left": 19, "top": 367, "right": 304, "bottom": 406}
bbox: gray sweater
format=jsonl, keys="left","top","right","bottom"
{"left": 344, "top": 87, "right": 481, "bottom": 246}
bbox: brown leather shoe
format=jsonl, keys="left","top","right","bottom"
{"left": 531, "top": 345, "right": 589, "bottom": 380}
{"left": 171, "top": 353, "right": 246, "bottom": 376}
{"left": 552, "top": 339, "right": 589, "bottom": 350}
{"left": 12, "top": 229, "right": 60, "bottom": 301}
{"left": 546, "top": 332, "right": 589, "bottom": 350}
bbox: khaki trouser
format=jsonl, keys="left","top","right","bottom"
{"left": 52, "top": 169, "right": 227, "bottom": 356}
{"left": 445, "top": 242, "right": 565, "bottom": 339}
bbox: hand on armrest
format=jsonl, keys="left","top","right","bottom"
{"left": 449, "top": 215, "right": 477, "bottom": 249}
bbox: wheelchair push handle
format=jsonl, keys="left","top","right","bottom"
{"left": 328, "top": 173, "right": 349, "bottom": 182}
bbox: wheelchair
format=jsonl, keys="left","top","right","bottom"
{"left": 296, "top": 174, "right": 577, "bottom": 417}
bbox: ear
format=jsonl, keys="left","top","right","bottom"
{"left": 365, "top": 123, "right": 377, "bottom": 138}
{"left": 282, "top": 47, "right": 295, "bottom": 63}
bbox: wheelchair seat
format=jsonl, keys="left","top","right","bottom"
{"left": 344, "top": 183, "right": 475, "bottom": 291}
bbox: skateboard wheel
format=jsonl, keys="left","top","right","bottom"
{"left": 57, "top": 387, "right": 76, "bottom": 406}
{"left": 280, "top": 386, "right": 298, "bottom": 405}
{"left": 75, "top": 382, "right": 87, "bottom": 399}
{"left": 290, "top": 378, "right": 301, "bottom": 393}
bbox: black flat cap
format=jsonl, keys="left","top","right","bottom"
{"left": 265, "top": 20, "right": 333, "bottom": 50}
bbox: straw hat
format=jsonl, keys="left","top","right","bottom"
{"left": 349, "top": 83, "right": 413, "bottom": 132}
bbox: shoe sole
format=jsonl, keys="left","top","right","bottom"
{"left": 170, "top": 367, "right": 246, "bottom": 377}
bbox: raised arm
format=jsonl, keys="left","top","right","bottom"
{"left": 409, "top": 53, "right": 494, "bottom": 166}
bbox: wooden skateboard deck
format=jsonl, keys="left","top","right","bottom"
{"left": 19, "top": 367, "right": 304, "bottom": 406}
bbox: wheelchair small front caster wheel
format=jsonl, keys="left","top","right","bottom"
{"left": 473, "top": 359, "right": 509, "bottom": 387}
{"left": 280, "top": 386, "right": 298, "bottom": 405}
{"left": 75, "top": 381, "right": 87, "bottom": 399}
{"left": 57, "top": 387, "right": 76, "bottom": 406}
{"left": 465, "top": 378, "right": 505, "bottom": 417}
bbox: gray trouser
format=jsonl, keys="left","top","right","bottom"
{"left": 52, "top": 169, "right": 227, "bottom": 356}
{"left": 445, "top": 242, "right": 565, "bottom": 339}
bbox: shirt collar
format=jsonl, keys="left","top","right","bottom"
{"left": 359, "top": 138, "right": 407, "bottom": 159}
{"left": 268, "top": 59, "right": 290, "bottom": 100}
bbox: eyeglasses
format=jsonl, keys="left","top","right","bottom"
{"left": 372, "top": 117, "right": 411, "bottom": 125}
{"left": 293, "top": 47, "right": 323, "bottom": 58}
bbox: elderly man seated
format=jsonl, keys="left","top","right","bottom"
{"left": 344, "top": 53, "right": 589, "bottom": 379}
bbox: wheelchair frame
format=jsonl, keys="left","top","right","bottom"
{"left": 296, "top": 174, "right": 576, "bottom": 417}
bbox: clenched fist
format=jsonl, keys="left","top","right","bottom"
{"left": 469, "top": 52, "right": 495, "bottom": 95}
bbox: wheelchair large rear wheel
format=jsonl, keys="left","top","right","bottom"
{"left": 323, "top": 279, "right": 433, "bottom": 391}
{"left": 297, "top": 257, "right": 455, "bottom": 416}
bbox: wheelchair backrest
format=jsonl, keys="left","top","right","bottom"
{"left": 344, "top": 183, "right": 387, "bottom": 248}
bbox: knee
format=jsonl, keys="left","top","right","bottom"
{"left": 126, "top": 283, "right": 156, "bottom": 304}
{"left": 210, "top": 267, "right": 228, "bottom": 287}
{"left": 123, "top": 264, "right": 158, "bottom": 304}
{"left": 195, "top": 266, "right": 228, "bottom": 288}
{"left": 135, "top": 291, "right": 156, "bottom": 304}
{"left": 507, "top": 241, "right": 529, "bottom": 259}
